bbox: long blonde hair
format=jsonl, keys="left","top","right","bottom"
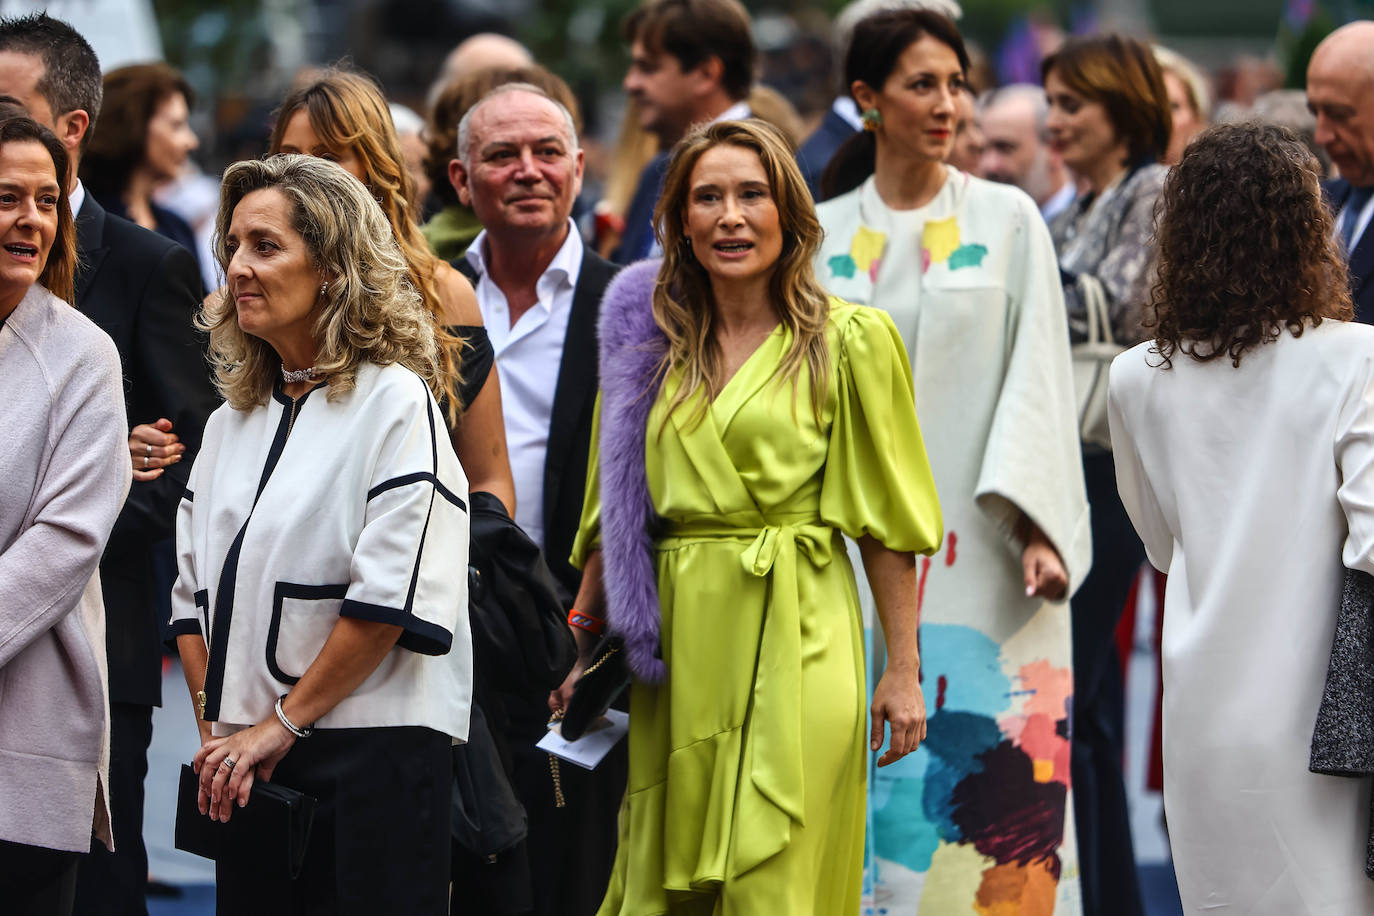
{"left": 203, "top": 156, "right": 438, "bottom": 410}
{"left": 269, "top": 67, "right": 465, "bottom": 422}
{"left": 652, "top": 119, "right": 831, "bottom": 427}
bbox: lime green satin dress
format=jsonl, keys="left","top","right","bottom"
{"left": 572, "top": 302, "right": 943, "bottom": 916}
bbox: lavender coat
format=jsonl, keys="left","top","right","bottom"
{"left": 595, "top": 259, "right": 670, "bottom": 682}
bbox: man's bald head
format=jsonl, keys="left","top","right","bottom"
{"left": 444, "top": 34, "right": 531, "bottom": 83}
{"left": 428, "top": 33, "right": 533, "bottom": 107}
{"left": 1308, "top": 21, "right": 1374, "bottom": 185}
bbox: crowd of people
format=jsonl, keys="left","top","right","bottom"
{"left": 6, "top": 1, "right": 1374, "bottom": 915}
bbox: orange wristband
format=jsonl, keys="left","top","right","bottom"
{"left": 567, "top": 609, "right": 605, "bottom": 635}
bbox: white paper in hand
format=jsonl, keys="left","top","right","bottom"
{"left": 537, "top": 709, "right": 629, "bottom": 770}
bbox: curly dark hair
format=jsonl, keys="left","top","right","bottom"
{"left": 1148, "top": 122, "right": 1352, "bottom": 368}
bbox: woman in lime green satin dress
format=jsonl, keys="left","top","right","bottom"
{"left": 561, "top": 119, "right": 943, "bottom": 915}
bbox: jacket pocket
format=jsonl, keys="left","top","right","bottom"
{"left": 266, "top": 582, "right": 347, "bottom": 685}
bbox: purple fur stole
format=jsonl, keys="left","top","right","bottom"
{"left": 596, "top": 259, "right": 669, "bottom": 683}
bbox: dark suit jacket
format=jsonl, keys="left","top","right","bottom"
{"left": 1326, "top": 178, "right": 1374, "bottom": 324}
{"left": 456, "top": 245, "right": 619, "bottom": 604}
{"left": 76, "top": 194, "right": 219, "bottom": 707}
{"left": 797, "top": 106, "right": 858, "bottom": 202}
{"left": 610, "top": 152, "right": 669, "bottom": 266}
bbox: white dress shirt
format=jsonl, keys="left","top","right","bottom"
{"left": 1339, "top": 189, "right": 1374, "bottom": 252}
{"left": 832, "top": 96, "right": 863, "bottom": 132}
{"left": 70, "top": 179, "right": 86, "bottom": 219}
{"left": 465, "top": 221, "right": 583, "bottom": 549}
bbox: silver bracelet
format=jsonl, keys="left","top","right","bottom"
{"left": 275, "top": 694, "right": 313, "bottom": 738}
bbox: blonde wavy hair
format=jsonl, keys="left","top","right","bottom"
{"left": 653, "top": 119, "right": 831, "bottom": 427}
{"left": 268, "top": 66, "right": 465, "bottom": 422}
{"left": 202, "top": 155, "right": 438, "bottom": 410}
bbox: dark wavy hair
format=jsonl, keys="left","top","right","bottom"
{"left": 623, "top": 0, "right": 756, "bottom": 102}
{"left": 80, "top": 63, "right": 194, "bottom": 198}
{"left": 1148, "top": 122, "right": 1352, "bottom": 368}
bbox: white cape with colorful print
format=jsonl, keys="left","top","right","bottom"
{"left": 815, "top": 170, "right": 1091, "bottom": 915}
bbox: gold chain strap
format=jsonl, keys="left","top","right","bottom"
{"left": 541, "top": 645, "right": 621, "bottom": 810}
{"left": 548, "top": 753, "right": 566, "bottom": 808}
{"left": 580, "top": 644, "right": 619, "bottom": 678}
{"left": 546, "top": 709, "right": 568, "bottom": 809}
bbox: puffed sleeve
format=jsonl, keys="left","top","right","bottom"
{"left": 339, "top": 376, "right": 470, "bottom": 656}
{"left": 1107, "top": 355, "right": 1174, "bottom": 573}
{"left": 1336, "top": 351, "right": 1374, "bottom": 577}
{"left": 820, "top": 303, "right": 943, "bottom": 554}
{"left": 569, "top": 395, "right": 603, "bottom": 569}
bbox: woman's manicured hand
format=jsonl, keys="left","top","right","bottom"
{"left": 129, "top": 418, "right": 184, "bottom": 481}
{"left": 192, "top": 719, "right": 296, "bottom": 823}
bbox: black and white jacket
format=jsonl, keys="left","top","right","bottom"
{"left": 171, "top": 362, "right": 472, "bottom": 740}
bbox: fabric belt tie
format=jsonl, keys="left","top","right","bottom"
{"left": 660, "top": 515, "right": 835, "bottom": 875}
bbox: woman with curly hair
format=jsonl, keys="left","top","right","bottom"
{"left": 569, "top": 118, "right": 943, "bottom": 914}
{"left": 171, "top": 154, "right": 471, "bottom": 912}
{"left": 1041, "top": 34, "right": 1174, "bottom": 914}
{"left": 1109, "top": 122, "right": 1374, "bottom": 914}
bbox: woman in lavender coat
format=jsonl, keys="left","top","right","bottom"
{"left": 0, "top": 114, "right": 131, "bottom": 914}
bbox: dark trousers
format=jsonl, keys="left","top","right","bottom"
{"left": 0, "top": 839, "right": 80, "bottom": 916}
{"left": 216, "top": 726, "right": 451, "bottom": 916}
{"left": 1071, "top": 451, "right": 1145, "bottom": 916}
{"left": 509, "top": 699, "right": 625, "bottom": 916}
{"left": 74, "top": 702, "right": 152, "bottom": 916}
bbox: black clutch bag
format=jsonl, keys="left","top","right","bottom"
{"left": 560, "top": 634, "right": 633, "bottom": 741}
{"left": 173, "top": 763, "right": 317, "bottom": 879}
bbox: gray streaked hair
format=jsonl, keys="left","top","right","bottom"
{"left": 456, "top": 82, "right": 579, "bottom": 167}
{"left": 978, "top": 83, "right": 1051, "bottom": 137}
{"left": 203, "top": 154, "right": 438, "bottom": 410}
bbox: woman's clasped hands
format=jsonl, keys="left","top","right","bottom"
{"left": 191, "top": 716, "right": 296, "bottom": 823}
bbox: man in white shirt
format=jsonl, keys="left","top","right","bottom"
{"left": 977, "top": 84, "right": 1076, "bottom": 224}
{"left": 452, "top": 83, "right": 617, "bottom": 596}
{"left": 1308, "top": 21, "right": 1374, "bottom": 323}
{"left": 449, "top": 82, "right": 622, "bottom": 916}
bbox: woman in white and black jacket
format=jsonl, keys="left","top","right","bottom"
{"left": 170, "top": 154, "right": 470, "bottom": 914}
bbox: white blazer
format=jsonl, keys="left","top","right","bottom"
{"left": 172, "top": 361, "right": 472, "bottom": 741}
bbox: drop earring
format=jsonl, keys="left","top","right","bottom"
{"left": 861, "top": 108, "right": 883, "bottom": 132}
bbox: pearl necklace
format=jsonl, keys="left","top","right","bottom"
{"left": 281, "top": 365, "right": 324, "bottom": 384}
